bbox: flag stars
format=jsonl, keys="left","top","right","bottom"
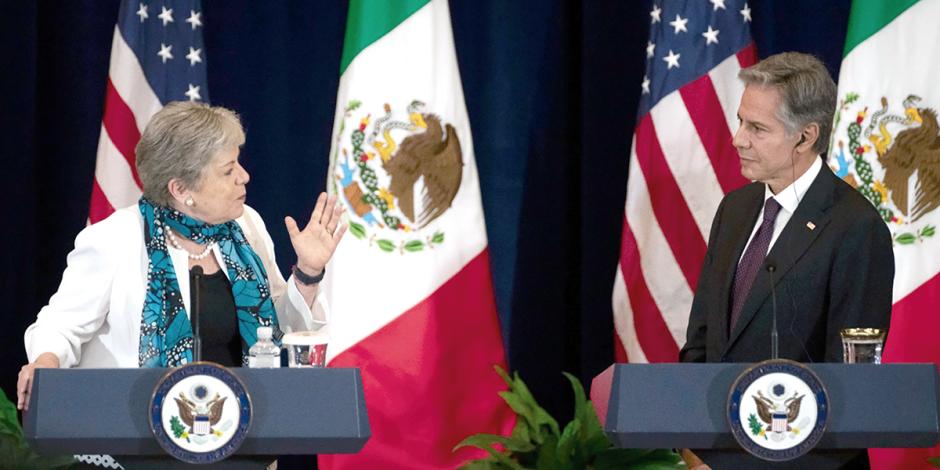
{"left": 157, "top": 43, "right": 173, "bottom": 63}
{"left": 158, "top": 6, "right": 174, "bottom": 26}
{"left": 641, "top": 76, "right": 651, "bottom": 94}
{"left": 186, "top": 47, "right": 202, "bottom": 66}
{"left": 185, "top": 10, "right": 202, "bottom": 30}
{"left": 646, "top": 41, "right": 656, "bottom": 59}
{"left": 136, "top": 3, "right": 149, "bottom": 22}
{"left": 650, "top": 5, "right": 662, "bottom": 24}
{"left": 741, "top": 3, "right": 752, "bottom": 23}
{"left": 710, "top": 0, "right": 726, "bottom": 11}
{"left": 185, "top": 84, "right": 201, "bottom": 101}
{"left": 703, "top": 25, "right": 720, "bottom": 45}
{"left": 663, "top": 49, "right": 681, "bottom": 69}
{"left": 669, "top": 14, "right": 689, "bottom": 34}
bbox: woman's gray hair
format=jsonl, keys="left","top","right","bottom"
{"left": 136, "top": 101, "right": 245, "bottom": 206}
{"left": 738, "top": 52, "right": 836, "bottom": 154}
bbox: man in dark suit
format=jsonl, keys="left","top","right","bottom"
{"left": 679, "top": 53, "right": 894, "bottom": 469}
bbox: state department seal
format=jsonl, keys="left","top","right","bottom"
{"left": 727, "top": 359, "right": 828, "bottom": 461}
{"left": 149, "top": 362, "right": 252, "bottom": 464}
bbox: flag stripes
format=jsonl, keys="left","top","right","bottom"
{"left": 679, "top": 76, "right": 749, "bottom": 194}
{"left": 89, "top": 2, "right": 206, "bottom": 224}
{"left": 634, "top": 115, "right": 708, "bottom": 290}
{"left": 614, "top": 1, "right": 756, "bottom": 363}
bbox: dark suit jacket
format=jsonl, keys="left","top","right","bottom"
{"left": 680, "top": 163, "right": 894, "bottom": 364}
{"left": 679, "top": 163, "right": 894, "bottom": 469}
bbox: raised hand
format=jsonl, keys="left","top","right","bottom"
{"left": 284, "top": 192, "right": 347, "bottom": 276}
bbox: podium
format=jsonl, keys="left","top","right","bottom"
{"left": 591, "top": 363, "right": 939, "bottom": 466}
{"left": 23, "top": 368, "right": 369, "bottom": 462}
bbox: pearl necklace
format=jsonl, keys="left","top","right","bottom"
{"left": 166, "top": 229, "right": 214, "bottom": 260}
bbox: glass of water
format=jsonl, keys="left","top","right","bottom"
{"left": 282, "top": 330, "right": 330, "bottom": 368}
{"left": 840, "top": 328, "right": 885, "bottom": 364}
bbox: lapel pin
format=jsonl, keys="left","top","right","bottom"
{"left": 806, "top": 221, "right": 816, "bottom": 230}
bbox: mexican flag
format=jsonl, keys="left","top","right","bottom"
{"left": 830, "top": 1, "right": 940, "bottom": 467}
{"left": 318, "top": 0, "right": 514, "bottom": 467}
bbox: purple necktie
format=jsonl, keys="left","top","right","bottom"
{"left": 729, "top": 197, "right": 782, "bottom": 333}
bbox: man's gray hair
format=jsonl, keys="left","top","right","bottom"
{"left": 738, "top": 52, "right": 836, "bottom": 154}
{"left": 136, "top": 101, "right": 245, "bottom": 206}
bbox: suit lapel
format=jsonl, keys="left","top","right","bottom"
{"left": 723, "top": 166, "right": 838, "bottom": 355}
{"left": 713, "top": 183, "right": 764, "bottom": 346}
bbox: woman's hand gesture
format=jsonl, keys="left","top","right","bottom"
{"left": 285, "top": 192, "right": 347, "bottom": 277}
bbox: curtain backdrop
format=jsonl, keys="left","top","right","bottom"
{"left": 0, "top": 0, "right": 850, "bottom": 422}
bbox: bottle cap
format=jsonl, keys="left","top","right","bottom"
{"left": 257, "top": 326, "right": 273, "bottom": 340}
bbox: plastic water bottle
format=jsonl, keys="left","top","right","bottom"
{"left": 248, "top": 326, "right": 280, "bottom": 368}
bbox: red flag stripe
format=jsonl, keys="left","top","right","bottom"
{"left": 613, "top": 330, "right": 629, "bottom": 363}
{"left": 882, "top": 271, "right": 940, "bottom": 364}
{"left": 102, "top": 78, "right": 143, "bottom": 188}
{"left": 633, "top": 114, "right": 707, "bottom": 291}
{"left": 679, "top": 76, "right": 751, "bottom": 194}
{"left": 88, "top": 179, "right": 116, "bottom": 225}
{"left": 737, "top": 42, "right": 758, "bottom": 68}
{"left": 869, "top": 271, "right": 940, "bottom": 467}
{"left": 322, "top": 249, "right": 514, "bottom": 469}
{"left": 619, "top": 218, "right": 680, "bottom": 362}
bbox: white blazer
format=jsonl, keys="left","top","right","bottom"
{"left": 24, "top": 205, "right": 327, "bottom": 368}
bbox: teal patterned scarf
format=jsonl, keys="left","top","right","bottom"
{"left": 138, "top": 197, "right": 279, "bottom": 367}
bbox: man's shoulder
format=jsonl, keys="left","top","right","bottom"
{"left": 721, "top": 181, "right": 764, "bottom": 206}
{"left": 827, "top": 171, "right": 885, "bottom": 222}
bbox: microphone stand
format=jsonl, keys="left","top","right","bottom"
{"left": 191, "top": 265, "right": 203, "bottom": 363}
{"left": 767, "top": 264, "right": 778, "bottom": 360}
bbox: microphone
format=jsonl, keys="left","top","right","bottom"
{"left": 191, "top": 265, "right": 204, "bottom": 362}
{"left": 766, "top": 263, "right": 779, "bottom": 360}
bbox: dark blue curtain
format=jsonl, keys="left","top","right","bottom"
{"left": 0, "top": 0, "right": 850, "bottom": 427}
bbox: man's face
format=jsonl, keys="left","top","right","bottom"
{"left": 733, "top": 84, "right": 803, "bottom": 190}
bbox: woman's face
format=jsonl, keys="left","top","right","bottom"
{"left": 186, "top": 146, "right": 250, "bottom": 225}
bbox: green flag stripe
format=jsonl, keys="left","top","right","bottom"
{"left": 339, "top": 0, "right": 430, "bottom": 75}
{"left": 843, "top": 0, "right": 918, "bottom": 57}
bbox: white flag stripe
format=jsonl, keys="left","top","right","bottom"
{"left": 107, "top": 27, "right": 163, "bottom": 132}
{"left": 323, "top": 2, "right": 488, "bottom": 359}
{"left": 612, "top": 268, "right": 649, "bottom": 363}
{"left": 708, "top": 53, "right": 746, "bottom": 142}
{"left": 649, "top": 93, "right": 725, "bottom": 240}
{"left": 625, "top": 145, "right": 694, "bottom": 345}
{"left": 94, "top": 126, "right": 142, "bottom": 209}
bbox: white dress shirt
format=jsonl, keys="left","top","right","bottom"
{"left": 24, "top": 204, "right": 327, "bottom": 368}
{"left": 739, "top": 156, "right": 823, "bottom": 261}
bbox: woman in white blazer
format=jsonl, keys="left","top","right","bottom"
{"left": 17, "top": 101, "right": 346, "bottom": 411}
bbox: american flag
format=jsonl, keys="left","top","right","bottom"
{"left": 89, "top": 0, "right": 208, "bottom": 223}
{"left": 613, "top": 0, "right": 757, "bottom": 363}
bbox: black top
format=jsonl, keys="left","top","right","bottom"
{"left": 190, "top": 267, "right": 243, "bottom": 367}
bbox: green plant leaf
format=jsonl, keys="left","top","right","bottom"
{"left": 460, "top": 367, "right": 683, "bottom": 470}
{"left": 927, "top": 456, "right": 940, "bottom": 468}
{"left": 454, "top": 434, "right": 527, "bottom": 470}
{"left": 556, "top": 418, "right": 581, "bottom": 464}
{"left": 455, "top": 434, "right": 535, "bottom": 454}
{"left": 432, "top": 231, "right": 445, "bottom": 244}
{"left": 0, "top": 388, "right": 76, "bottom": 469}
{"left": 376, "top": 239, "right": 396, "bottom": 252}
{"left": 594, "top": 448, "right": 683, "bottom": 470}
{"left": 534, "top": 434, "right": 564, "bottom": 470}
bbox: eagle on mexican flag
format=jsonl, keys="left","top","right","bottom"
{"left": 318, "top": 0, "right": 514, "bottom": 468}
{"left": 830, "top": 0, "right": 940, "bottom": 467}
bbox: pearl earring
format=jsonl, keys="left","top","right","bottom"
{"left": 185, "top": 196, "right": 195, "bottom": 207}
